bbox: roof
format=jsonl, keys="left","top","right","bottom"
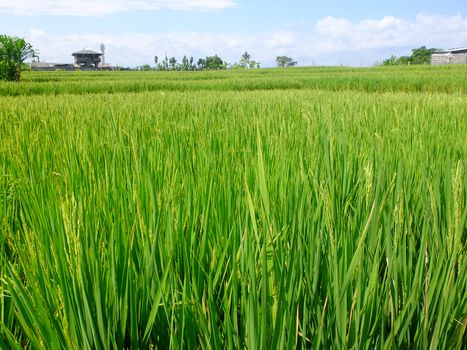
{"left": 72, "top": 48, "right": 103, "bottom": 56}
{"left": 30, "top": 62, "right": 60, "bottom": 68}
{"left": 433, "top": 47, "right": 467, "bottom": 54}
{"left": 30, "top": 62, "right": 74, "bottom": 67}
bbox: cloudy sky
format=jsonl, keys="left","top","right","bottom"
{"left": 0, "top": 0, "right": 466, "bottom": 67}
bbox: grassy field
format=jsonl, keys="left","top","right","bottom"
{"left": 1, "top": 66, "right": 466, "bottom": 349}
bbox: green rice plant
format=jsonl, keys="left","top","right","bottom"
{"left": 0, "top": 69, "right": 466, "bottom": 348}
{"left": 0, "top": 65, "right": 466, "bottom": 97}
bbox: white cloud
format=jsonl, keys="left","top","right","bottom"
{"left": 24, "top": 13, "right": 467, "bottom": 67}
{"left": 307, "top": 13, "right": 467, "bottom": 65}
{"left": 264, "top": 32, "right": 298, "bottom": 49}
{"left": 0, "top": 0, "right": 236, "bottom": 16}
{"left": 313, "top": 14, "right": 467, "bottom": 53}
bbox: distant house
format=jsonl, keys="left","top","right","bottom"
{"left": 431, "top": 48, "right": 467, "bottom": 65}
{"left": 72, "top": 48, "right": 103, "bottom": 68}
{"left": 30, "top": 48, "right": 112, "bottom": 71}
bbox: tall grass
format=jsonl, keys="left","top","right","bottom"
{"left": 0, "top": 74, "right": 466, "bottom": 348}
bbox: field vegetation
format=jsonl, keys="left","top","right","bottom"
{"left": 0, "top": 65, "right": 466, "bottom": 348}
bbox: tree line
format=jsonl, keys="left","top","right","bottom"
{"left": 382, "top": 46, "right": 437, "bottom": 65}
{"left": 143, "top": 54, "right": 227, "bottom": 71}
{"left": 141, "top": 51, "right": 297, "bottom": 71}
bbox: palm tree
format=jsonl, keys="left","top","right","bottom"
{"left": 169, "top": 57, "right": 177, "bottom": 70}
{"left": 249, "top": 60, "right": 260, "bottom": 69}
{"left": 189, "top": 56, "right": 194, "bottom": 70}
{"left": 239, "top": 51, "right": 251, "bottom": 68}
{"left": 0, "top": 35, "right": 37, "bottom": 81}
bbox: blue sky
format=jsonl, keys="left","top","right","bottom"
{"left": 0, "top": 0, "right": 466, "bottom": 67}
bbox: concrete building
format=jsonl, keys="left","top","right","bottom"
{"left": 431, "top": 48, "right": 467, "bottom": 65}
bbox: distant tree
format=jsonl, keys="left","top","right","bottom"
{"left": 153, "top": 55, "right": 170, "bottom": 71}
{"left": 197, "top": 58, "right": 206, "bottom": 70}
{"left": 249, "top": 60, "right": 261, "bottom": 69}
{"left": 276, "top": 56, "right": 297, "bottom": 68}
{"left": 204, "top": 55, "right": 227, "bottom": 70}
{"left": 189, "top": 56, "right": 195, "bottom": 70}
{"left": 398, "top": 56, "right": 411, "bottom": 65}
{"left": 153, "top": 54, "right": 226, "bottom": 71}
{"left": 181, "top": 55, "right": 189, "bottom": 70}
{"left": 139, "top": 64, "right": 151, "bottom": 71}
{"left": 0, "top": 35, "right": 37, "bottom": 81}
{"left": 169, "top": 57, "right": 177, "bottom": 70}
{"left": 410, "top": 46, "right": 437, "bottom": 64}
{"left": 382, "top": 55, "right": 399, "bottom": 66}
{"left": 239, "top": 51, "right": 251, "bottom": 68}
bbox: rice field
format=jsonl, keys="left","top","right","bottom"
{"left": 1, "top": 66, "right": 466, "bottom": 349}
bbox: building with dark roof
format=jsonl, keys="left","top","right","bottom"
{"left": 72, "top": 48, "right": 103, "bottom": 68}
{"left": 29, "top": 48, "right": 113, "bottom": 71}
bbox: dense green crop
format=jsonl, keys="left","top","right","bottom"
{"left": 0, "top": 67, "right": 466, "bottom": 349}
{"left": 1, "top": 65, "right": 466, "bottom": 96}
